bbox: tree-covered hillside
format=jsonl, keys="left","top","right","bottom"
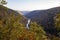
{"left": 0, "top": 5, "right": 28, "bottom": 40}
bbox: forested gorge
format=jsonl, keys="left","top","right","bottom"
{"left": 0, "top": 5, "right": 47, "bottom": 40}
{"left": 0, "top": 0, "right": 60, "bottom": 40}
{"left": 0, "top": 5, "right": 48, "bottom": 40}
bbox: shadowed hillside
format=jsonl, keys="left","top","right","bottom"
{"left": 25, "top": 7, "right": 60, "bottom": 36}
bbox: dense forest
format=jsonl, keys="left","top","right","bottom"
{"left": 0, "top": 0, "right": 60, "bottom": 40}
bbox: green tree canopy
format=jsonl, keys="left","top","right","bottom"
{"left": 29, "top": 22, "right": 48, "bottom": 40}
{"left": 0, "top": 0, "right": 7, "bottom": 5}
{"left": 54, "top": 13, "right": 60, "bottom": 31}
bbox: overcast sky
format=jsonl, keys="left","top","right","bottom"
{"left": 6, "top": 0, "right": 60, "bottom": 11}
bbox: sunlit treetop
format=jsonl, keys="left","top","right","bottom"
{"left": 0, "top": 0, "right": 7, "bottom": 5}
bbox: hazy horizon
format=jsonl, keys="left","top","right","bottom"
{"left": 6, "top": 0, "right": 60, "bottom": 11}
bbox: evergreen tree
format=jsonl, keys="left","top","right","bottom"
{"left": 0, "top": 0, "right": 7, "bottom": 5}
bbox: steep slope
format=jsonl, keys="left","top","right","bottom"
{"left": 0, "top": 5, "right": 28, "bottom": 40}
{"left": 0, "top": 5, "right": 27, "bottom": 25}
{"left": 25, "top": 7, "right": 60, "bottom": 35}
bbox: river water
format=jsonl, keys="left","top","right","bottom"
{"left": 26, "top": 19, "right": 30, "bottom": 29}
